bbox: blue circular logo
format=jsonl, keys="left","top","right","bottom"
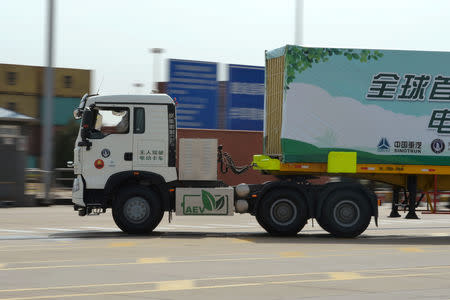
{"left": 431, "top": 139, "right": 445, "bottom": 154}
{"left": 101, "top": 148, "right": 111, "bottom": 158}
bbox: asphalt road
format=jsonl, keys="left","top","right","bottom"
{"left": 0, "top": 205, "right": 449, "bottom": 300}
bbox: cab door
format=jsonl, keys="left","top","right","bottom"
{"left": 132, "top": 105, "right": 169, "bottom": 171}
{"left": 80, "top": 105, "right": 133, "bottom": 189}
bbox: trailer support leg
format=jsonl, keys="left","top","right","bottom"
{"left": 405, "top": 175, "right": 419, "bottom": 219}
{"left": 389, "top": 186, "right": 401, "bottom": 218}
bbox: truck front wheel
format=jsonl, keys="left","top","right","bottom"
{"left": 318, "top": 190, "right": 371, "bottom": 238}
{"left": 112, "top": 185, "right": 163, "bottom": 234}
{"left": 256, "top": 189, "right": 308, "bottom": 236}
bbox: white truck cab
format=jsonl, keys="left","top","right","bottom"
{"left": 72, "top": 94, "right": 177, "bottom": 198}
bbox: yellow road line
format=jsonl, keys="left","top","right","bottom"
{"left": 137, "top": 257, "right": 168, "bottom": 264}
{"left": 108, "top": 242, "right": 137, "bottom": 248}
{"left": 328, "top": 272, "right": 362, "bottom": 280}
{"left": 1, "top": 249, "right": 450, "bottom": 272}
{"left": 397, "top": 247, "right": 425, "bottom": 253}
{"left": 230, "top": 238, "right": 254, "bottom": 243}
{"left": 3, "top": 271, "right": 450, "bottom": 300}
{"left": 158, "top": 280, "right": 193, "bottom": 291}
{"left": 1, "top": 265, "right": 449, "bottom": 293}
{"left": 0, "top": 257, "right": 272, "bottom": 271}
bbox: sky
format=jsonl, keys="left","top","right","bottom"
{"left": 2, "top": 0, "right": 450, "bottom": 95}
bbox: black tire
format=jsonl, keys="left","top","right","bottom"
{"left": 256, "top": 189, "right": 308, "bottom": 236}
{"left": 112, "top": 185, "right": 163, "bottom": 234}
{"left": 318, "top": 190, "right": 371, "bottom": 238}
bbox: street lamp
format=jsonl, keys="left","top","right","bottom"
{"left": 149, "top": 48, "right": 165, "bottom": 93}
{"left": 295, "top": 0, "right": 304, "bottom": 45}
{"left": 133, "top": 83, "right": 144, "bottom": 94}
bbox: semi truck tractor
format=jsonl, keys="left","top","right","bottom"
{"left": 71, "top": 45, "right": 450, "bottom": 238}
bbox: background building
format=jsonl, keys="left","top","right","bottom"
{"left": 0, "top": 63, "right": 91, "bottom": 167}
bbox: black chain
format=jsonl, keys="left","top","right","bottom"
{"left": 217, "top": 145, "right": 253, "bottom": 175}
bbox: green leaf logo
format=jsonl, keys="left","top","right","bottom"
{"left": 201, "top": 190, "right": 215, "bottom": 211}
{"left": 215, "top": 196, "right": 225, "bottom": 210}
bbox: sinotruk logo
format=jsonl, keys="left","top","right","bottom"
{"left": 431, "top": 139, "right": 445, "bottom": 154}
{"left": 377, "top": 138, "right": 390, "bottom": 152}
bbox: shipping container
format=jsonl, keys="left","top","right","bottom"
{"left": 265, "top": 45, "right": 450, "bottom": 167}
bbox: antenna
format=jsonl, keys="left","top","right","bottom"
{"left": 96, "top": 76, "right": 104, "bottom": 94}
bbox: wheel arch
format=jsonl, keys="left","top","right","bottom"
{"left": 315, "top": 182, "right": 378, "bottom": 225}
{"left": 104, "top": 171, "right": 170, "bottom": 211}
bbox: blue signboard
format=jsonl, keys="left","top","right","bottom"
{"left": 227, "top": 64, "right": 265, "bottom": 131}
{"left": 168, "top": 59, "right": 218, "bottom": 129}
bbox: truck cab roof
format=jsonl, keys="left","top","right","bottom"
{"left": 86, "top": 94, "right": 175, "bottom": 106}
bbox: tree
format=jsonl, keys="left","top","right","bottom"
{"left": 285, "top": 46, "right": 384, "bottom": 89}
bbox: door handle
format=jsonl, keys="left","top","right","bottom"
{"left": 124, "top": 152, "right": 133, "bottom": 161}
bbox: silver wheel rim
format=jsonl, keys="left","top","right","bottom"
{"left": 270, "top": 198, "right": 297, "bottom": 226}
{"left": 123, "top": 196, "right": 150, "bottom": 224}
{"left": 333, "top": 200, "right": 360, "bottom": 227}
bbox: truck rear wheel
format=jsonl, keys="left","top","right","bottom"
{"left": 256, "top": 189, "right": 308, "bottom": 236}
{"left": 318, "top": 190, "right": 371, "bottom": 238}
{"left": 112, "top": 185, "right": 163, "bottom": 234}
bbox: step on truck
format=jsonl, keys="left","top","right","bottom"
{"left": 71, "top": 45, "right": 450, "bottom": 237}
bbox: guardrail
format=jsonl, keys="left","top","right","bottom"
{"left": 25, "top": 168, "right": 74, "bottom": 202}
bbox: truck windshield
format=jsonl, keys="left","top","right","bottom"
{"left": 89, "top": 107, "right": 129, "bottom": 139}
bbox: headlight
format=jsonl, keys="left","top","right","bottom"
{"left": 72, "top": 178, "right": 80, "bottom": 193}
{"left": 73, "top": 108, "right": 82, "bottom": 120}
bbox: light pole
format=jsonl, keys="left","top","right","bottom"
{"left": 149, "top": 48, "right": 164, "bottom": 93}
{"left": 295, "top": 0, "right": 304, "bottom": 45}
{"left": 42, "top": 0, "right": 55, "bottom": 204}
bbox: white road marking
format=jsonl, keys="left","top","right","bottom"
{"left": 164, "top": 224, "right": 215, "bottom": 229}
{"left": 37, "top": 228, "right": 79, "bottom": 232}
{"left": 0, "top": 229, "right": 36, "bottom": 233}
{"left": 206, "top": 224, "right": 257, "bottom": 228}
{"left": 156, "top": 227, "right": 177, "bottom": 230}
{"left": 429, "top": 233, "right": 449, "bottom": 237}
{"left": 79, "top": 227, "right": 119, "bottom": 231}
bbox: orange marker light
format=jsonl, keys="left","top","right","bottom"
{"left": 94, "top": 159, "right": 104, "bottom": 169}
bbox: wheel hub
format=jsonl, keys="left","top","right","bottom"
{"left": 123, "top": 196, "right": 150, "bottom": 224}
{"left": 333, "top": 200, "right": 360, "bottom": 227}
{"left": 270, "top": 199, "right": 297, "bottom": 226}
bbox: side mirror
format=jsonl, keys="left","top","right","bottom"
{"left": 80, "top": 109, "right": 94, "bottom": 139}
{"left": 81, "top": 109, "right": 94, "bottom": 130}
{"left": 78, "top": 109, "right": 94, "bottom": 150}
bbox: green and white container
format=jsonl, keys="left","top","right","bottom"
{"left": 265, "top": 45, "right": 450, "bottom": 166}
